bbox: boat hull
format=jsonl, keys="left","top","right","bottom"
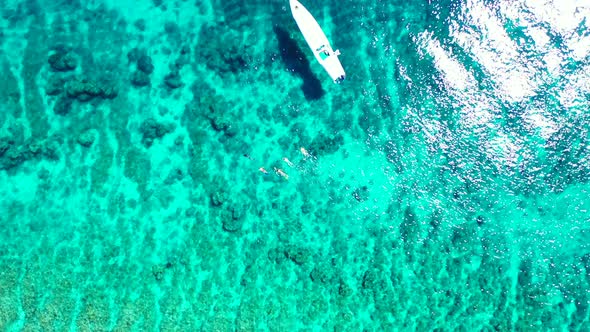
{"left": 290, "top": 0, "right": 346, "bottom": 83}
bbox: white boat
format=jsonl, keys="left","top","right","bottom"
{"left": 289, "top": 0, "right": 346, "bottom": 84}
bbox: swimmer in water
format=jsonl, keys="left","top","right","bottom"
{"left": 259, "top": 167, "right": 268, "bottom": 174}
{"left": 300, "top": 147, "right": 311, "bottom": 158}
{"left": 243, "top": 154, "right": 253, "bottom": 160}
{"left": 282, "top": 157, "right": 294, "bottom": 167}
{"left": 274, "top": 167, "right": 289, "bottom": 180}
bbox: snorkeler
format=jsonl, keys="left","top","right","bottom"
{"left": 300, "top": 147, "right": 311, "bottom": 158}
{"left": 259, "top": 167, "right": 269, "bottom": 174}
{"left": 274, "top": 167, "right": 289, "bottom": 180}
{"left": 282, "top": 157, "right": 295, "bottom": 167}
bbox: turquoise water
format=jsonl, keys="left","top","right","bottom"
{"left": 1, "top": 0, "right": 589, "bottom": 330}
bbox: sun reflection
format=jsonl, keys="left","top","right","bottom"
{"left": 416, "top": 0, "right": 590, "bottom": 175}
{"left": 416, "top": 31, "right": 475, "bottom": 91}
{"left": 451, "top": 0, "right": 536, "bottom": 102}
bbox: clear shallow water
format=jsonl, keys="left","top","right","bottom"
{"left": 0, "top": 0, "right": 589, "bottom": 330}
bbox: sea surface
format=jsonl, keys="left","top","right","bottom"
{"left": 0, "top": 0, "right": 589, "bottom": 330}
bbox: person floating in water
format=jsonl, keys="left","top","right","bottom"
{"left": 300, "top": 147, "right": 311, "bottom": 158}
{"left": 259, "top": 167, "right": 268, "bottom": 174}
{"left": 274, "top": 167, "right": 289, "bottom": 180}
{"left": 282, "top": 157, "right": 294, "bottom": 167}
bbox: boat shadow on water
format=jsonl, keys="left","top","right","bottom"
{"left": 273, "top": 26, "right": 325, "bottom": 100}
